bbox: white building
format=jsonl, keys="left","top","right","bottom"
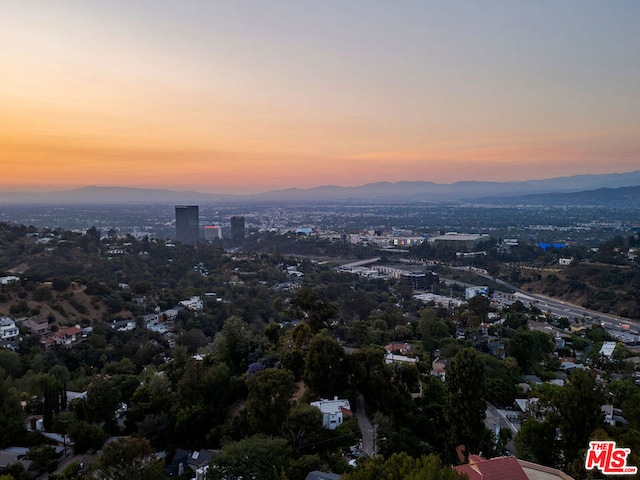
{"left": 465, "top": 286, "right": 489, "bottom": 300}
{"left": 180, "top": 296, "right": 203, "bottom": 311}
{"left": 600, "top": 341, "right": 617, "bottom": 359}
{"left": 385, "top": 353, "right": 418, "bottom": 365}
{"left": 414, "top": 293, "right": 463, "bottom": 308}
{"left": 0, "top": 317, "right": 19, "bottom": 340}
{"left": 310, "top": 397, "right": 352, "bottom": 430}
{"left": 0, "top": 276, "right": 20, "bottom": 285}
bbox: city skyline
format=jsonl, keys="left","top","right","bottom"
{"left": 2, "top": 1, "right": 640, "bottom": 194}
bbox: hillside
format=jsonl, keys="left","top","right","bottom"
{"left": 0, "top": 281, "right": 117, "bottom": 326}
{"left": 508, "top": 262, "right": 640, "bottom": 319}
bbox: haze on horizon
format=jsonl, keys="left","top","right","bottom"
{"left": 1, "top": 1, "right": 639, "bottom": 195}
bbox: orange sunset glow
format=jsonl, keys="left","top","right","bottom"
{"left": 1, "top": 1, "right": 639, "bottom": 194}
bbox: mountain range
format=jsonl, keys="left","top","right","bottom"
{"left": 1, "top": 170, "right": 640, "bottom": 205}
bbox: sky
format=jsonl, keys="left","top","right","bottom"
{"left": 1, "top": 1, "right": 639, "bottom": 194}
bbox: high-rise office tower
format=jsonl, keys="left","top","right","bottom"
{"left": 230, "top": 215, "right": 245, "bottom": 246}
{"left": 175, "top": 205, "right": 199, "bottom": 244}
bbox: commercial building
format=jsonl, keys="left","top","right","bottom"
{"left": 230, "top": 216, "right": 245, "bottom": 246}
{"left": 175, "top": 205, "right": 199, "bottom": 244}
{"left": 428, "top": 232, "right": 491, "bottom": 252}
{"left": 465, "top": 286, "right": 489, "bottom": 300}
{"left": 204, "top": 225, "right": 222, "bottom": 241}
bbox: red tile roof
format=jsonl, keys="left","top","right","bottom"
{"left": 454, "top": 456, "right": 529, "bottom": 480}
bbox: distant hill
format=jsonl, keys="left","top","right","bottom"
{"left": 480, "top": 185, "right": 640, "bottom": 207}
{"left": 1, "top": 170, "right": 639, "bottom": 204}
{"left": 0, "top": 186, "right": 243, "bottom": 205}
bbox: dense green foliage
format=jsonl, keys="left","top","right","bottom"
{"left": 0, "top": 222, "right": 639, "bottom": 480}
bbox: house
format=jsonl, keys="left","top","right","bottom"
{"left": 166, "top": 448, "right": 213, "bottom": 477}
{"left": 0, "top": 446, "right": 31, "bottom": 472}
{"left": 385, "top": 342, "right": 412, "bottom": 355}
{"left": 51, "top": 326, "right": 83, "bottom": 346}
{"left": 559, "top": 360, "right": 585, "bottom": 372}
{"left": 112, "top": 318, "right": 136, "bottom": 332}
{"left": 310, "top": 397, "right": 352, "bottom": 430}
{"left": 187, "top": 449, "right": 213, "bottom": 471}
{"left": 523, "top": 375, "right": 543, "bottom": 386}
{"left": 0, "top": 276, "right": 20, "bottom": 285}
{"left": 66, "top": 391, "right": 87, "bottom": 409}
{"left": 487, "top": 341, "right": 506, "bottom": 359}
{"left": 166, "top": 449, "right": 189, "bottom": 477}
{"left": 143, "top": 314, "right": 160, "bottom": 329}
{"left": 0, "top": 317, "right": 19, "bottom": 340}
{"left": 478, "top": 322, "right": 492, "bottom": 336}
{"left": 600, "top": 341, "right": 617, "bottom": 358}
{"left": 601, "top": 404, "right": 627, "bottom": 426}
{"left": 518, "top": 459, "right": 576, "bottom": 479}
{"left": 554, "top": 336, "right": 566, "bottom": 350}
{"left": 180, "top": 296, "right": 203, "bottom": 311}
{"left": 385, "top": 353, "right": 418, "bottom": 365}
{"left": 22, "top": 316, "right": 51, "bottom": 336}
{"left": 431, "top": 357, "right": 448, "bottom": 381}
{"left": 454, "top": 455, "right": 528, "bottom": 480}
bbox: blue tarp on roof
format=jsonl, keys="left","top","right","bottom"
{"left": 537, "top": 243, "right": 567, "bottom": 251}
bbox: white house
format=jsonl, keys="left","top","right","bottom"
{"left": 180, "top": 296, "right": 203, "bottom": 311}
{"left": 0, "top": 276, "right": 20, "bottom": 285}
{"left": 310, "top": 397, "right": 352, "bottom": 430}
{"left": 0, "top": 317, "right": 19, "bottom": 340}
{"left": 600, "top": 341, "right": 617, "bottom": 359}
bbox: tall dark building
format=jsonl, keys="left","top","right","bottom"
{"left": 175, "top": 205, "right": 199, "bottom": 244}
{"left": 230, "top": 215, "right": 245, "bottom": 246}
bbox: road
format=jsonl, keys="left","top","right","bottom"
{"left": 485, "top": 403, "right": 518, "bottom": 454}
{"left": 444, "top": 267, "right": 639, "bottom": 333}
{"left": 354, "top": 394, "right": 375, "bottom": 456}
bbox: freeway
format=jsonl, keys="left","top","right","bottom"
{"left": 445, "top": 267, "right": 640, "bottom": 333}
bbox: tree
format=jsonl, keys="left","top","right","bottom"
{"left": 246, "top": 368, "right": 297, "bottom": 435}
{"left": 127, "top": 372, "right": 173, "bottom": 429}
{"left": 27, "top": 445, "right": 59, "bottom": 474}
{"left": 556, "top": 369, "right": 604, "bottom": 468}
{"left": 68, "top": 420, "right": 106, "bottom": 453}
{"left": 446, "top": 347, "right": 487, "bottom": 456}
{"left": 206, "top": 435, "right": 291, "bottom": 480}
{"left": 467, "top": 295, "right": 491, "bottom": 323}
{"left": 51, "top": 460, "right": 83, "bottom": 480}
{"left": 507, "top": 330, "right": 553, "bottom": 373}
{"left": 284, "top": 403, "right": 323, "bottom": 450}
{"left": 85, "top": 375, "right": 121, "bottom": 425}
{"left": 278, "top": 323, "right": 313, "bottom": 380}
{"left": 0, "top": 350, "right": 23, "bottom": 379}
{"left": 212, "top": 316, "right": 250, "bottom": 375}
{"left": 515, "top": 418, "right": 561, "bottom": 468}
{"left": 52, "top": 276, "right": 72, "bottom": 292}
{"left": 0, "top": 368, "right": 24, "bottom": 448}
{"left": 97, "top": 437, "right": 163, "bottom": 480}
{"left": 29, "top": 373, "right": 64, "bottom": 431}
{"left": 304, "top": 333, "right": 346, "bottom": 397}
